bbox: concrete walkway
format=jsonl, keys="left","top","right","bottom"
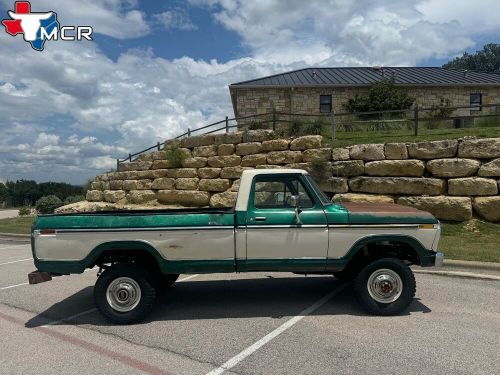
{"left": 0, "top": 210, "right": 18, "bottom": 220}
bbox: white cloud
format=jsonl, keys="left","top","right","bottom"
{"left": 0, "top": 0, "right": 150, "bottom": 39}
{"left": 153, "top": 10, "right": 198, "bottom": 31}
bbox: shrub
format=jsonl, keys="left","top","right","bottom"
{"left": 18, "top": 206, "right": 32, "bottom": 216}
{"left": 344, "top": 79, "right": 415, "bottom": 113}
{"left": 35, "top": 195, "right": 63, "bottom": 214}
{"left": 164, "top": 142, "right": 185, "bottom": 168}
{"left": 247, "top": 121, "right": 268, "bottom": 130}
{"left": 63, "top": 195, "right": 85, "bottom": 205}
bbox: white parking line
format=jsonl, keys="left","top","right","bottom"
{"left": 206, "top": 283, "right": 349, "bottom": 375}
{"left": 42, "top": 308, "right": 98, "bottom": 327}
{"left": 0, "top": 258, "right": 32, "bottom": 266}
{"left": 178, "top": 274, "right": 199, "bottom": 282}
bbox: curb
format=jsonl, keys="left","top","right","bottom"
{"left": 414, "top": 269, "right": 500, "bottom": 281}
{"left": 443, "top": 259, "right": 500, "bottom": 272}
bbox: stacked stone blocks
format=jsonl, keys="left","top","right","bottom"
{"left": 87, "top": 132, "right": 500, "bottom": 222}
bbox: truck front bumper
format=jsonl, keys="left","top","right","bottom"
{"left": 420, "top": 251, "right": 444, "bottom": 267}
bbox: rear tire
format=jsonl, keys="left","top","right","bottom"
{"left": 353, "top": 258, "right": 416, "bottom": 316}
{"left": 94, "top": 263, "right": 156, "bottom": 324}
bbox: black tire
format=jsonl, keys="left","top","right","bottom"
{"left": 333, "top": 269, "right": 355, "bottom": 281}
{"left": 94, "top": 263, "right": 156, "bottom": 324}
{"left": 353, "top": 257, "right": 416, "bottom": 316}
{"left": 156, "top": 273, "right": 180, "bottom": 291}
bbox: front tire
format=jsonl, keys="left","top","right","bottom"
{"left": 94, "top": 263, "right": 156, "bottom": 324}
{"left": 353, "top": 258, "right": 416, "bottom": 316}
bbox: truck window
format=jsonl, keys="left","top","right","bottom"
{"left": 254, "top": 177, "right": 314, "bottom": 209}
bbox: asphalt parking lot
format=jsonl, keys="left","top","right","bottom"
{"left": 1, "top": 239, "right": 499, "bottom": 375}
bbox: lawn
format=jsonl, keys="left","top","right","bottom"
{"left": 0, "top": 216, "right": 34, "bottom": 234}
{"left": 439, "top": 220, "right": 500, "bottom": 263}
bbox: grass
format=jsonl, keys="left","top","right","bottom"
{"left": 0, "top": 217, "right": 497, "bottom": 263}
{"left": 439, "top": 220, "right": 500, "bottom": 263}
{"left": 0, "top": 217, "right": 34, "bottom": 234}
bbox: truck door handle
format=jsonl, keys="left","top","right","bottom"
{"left": 255, "top": 217, "right": 267, "bottom": 221}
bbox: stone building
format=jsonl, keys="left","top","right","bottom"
{"left": 229, "top": 67, "right": 500, "bottom": 119}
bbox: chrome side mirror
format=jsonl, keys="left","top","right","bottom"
{"left": 290, "top": 195, "right": 302, "bottom": 225}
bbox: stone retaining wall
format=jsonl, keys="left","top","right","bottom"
{"left": 85, "top": 132, "right": 500, "bottom": 222}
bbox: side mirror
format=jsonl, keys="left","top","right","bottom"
{"left": 290, "top": 195, "right": 300, "bottom": 208}
{"left": 290, "top": 195, "right": 302, "bottom": 225}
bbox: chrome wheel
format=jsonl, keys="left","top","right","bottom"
{"left": 367, "top": 268, "right": 403, "bottom": 304}
{"left": 106, "top": 277, "right": 142, "bottom": 312}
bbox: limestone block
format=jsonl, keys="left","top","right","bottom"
{"left": 214, "top": 132, "right": 243, "bottom": 144}
{"left": 332, "top": 160, "right": 364, "bottom": 177}
{"left": 349, "top": 144, "right": 385, "bottom": 161}
{"left": 262, "top": 139, "right": 289, "bottom": 151}
{"left": 182, "top": 157, "right": 207, "bottom": 168}
{"left": 118, "top": 161, "right": 152, "bottom": 172}
{"left": 199, "top": 179, "right": 232, "bottom": 192}
{"left": 192, "top": 145, "right": 217, "bottom": 157}
{"left": 458, "top": 138, "right": 500, "bottom": 158}
{"left": 473, "top": 197, "right": 500, "bottom": 221}
{"left": 478, "top": 158, "right": 500, "bottom": 177}
{"left": 349, "top": 177, "right": 444, "bottom": 195}
{"left": 126, "top": 190, "right": 157, "bottom": 204}
{"left": 86, "top": 190, "right": 104, "bottom": 202}
{"left": 365, "top": 160, "right": 425, "bottom": 177}
{"left": 208, "top": 155, "right": 241, "bottom": 167}
{"left": 176, "top": 168, "right": 198, "bottom": 178}
{"left": 151, "top": 178, "right": 175, "bottom": 190}
{"left": 180, "top": 134, "right": 215, "bottom": 148}
{"left": 220, "top": 166, "right": 252, "bottom": 179}
{"left": 267, "top": 151, "right": 302, "bottom": 164}
{"left": 397, "top": 196, "right": 472, "bottom": 221}
{"left": 302, "top": 148, "right": 332, "bottom": 162}
{"left": 218, "top": 144, "right": 235, "bottom": 156}
{"left": 158, "top": 190, "right": 210, "bottom": 207}
{"left": 331, "top": 148, "right": 350, "bottom": 161}
{"left": 448, "top": 177, "right": 498, "bottom": 196}
{"left": 236, "top": 142, "right": 262, "bottom": 156}
{"left": 407, "top": 140, "right": 458, "bottom": 159}
{"left": 175, "top": 178, "right": 199, "bottom": 190}
{"left": 103, "top": 190, "right": 126, "bottom": 203}
{"left": 109, "top": 180, "right": 123, "bottom": 190}
{"left": 122, "top": 179, "right": 152, "bottom": 190}
{"left": 318, "top": 177, "right": 349, "bottom": 193}
{"left": 198, "top": 168, "right": 221, "bottom": 179}
{"left": 242, "top": 130, "right": 274, "bottom": 142}
{"left": 427, "top": 158, "right": 480, "bottom": 178}
{"left": 290, "top": 135, "right": 322, "bottom": 150}
{"left": 210, "top": 191, "right": 238, "bottom": 208}
{"left": 241, "top": 154, "right": 268, "bottom": 167}
{"left": 385, "top": 143, "right": 408, "bottom": 159}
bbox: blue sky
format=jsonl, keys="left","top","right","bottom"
{"left": 0, "top": 0, "right": 499, "bottom": 185}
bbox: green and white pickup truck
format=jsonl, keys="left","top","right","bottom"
{"left": 30, "top": 169, "right": 443, "bottom": 324}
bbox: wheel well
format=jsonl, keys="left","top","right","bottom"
{"left": 92, "top": 249, "right": 162, "bottom": 277}
{"left": 344, "top": 240, "right": 420, "bottom": 274}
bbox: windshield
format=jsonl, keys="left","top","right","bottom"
{"left": 304, "top": 175, "right": 332, "bottom": 206}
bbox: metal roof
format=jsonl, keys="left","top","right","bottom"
{"left": 229, "top": 67, "right": 500, "bottom": 88}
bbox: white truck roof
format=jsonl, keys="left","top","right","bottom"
{"left": 235, "top": 169, "right": 309, "bottom": 211}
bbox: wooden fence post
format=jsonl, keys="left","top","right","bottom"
{"left": 188, "top": 127, "right": 191, "bottom": 137}
{"left": 157, "top": 142, "right": 161, "bottom": 150}
{"left": 116, "top": 159, "right": 120, "bottom": 171}
{"left": 225, "top": 116, "right": 229, "bottom": 133}
{"left": 272, "top": 109, "right": 276, "bottom": 131}
{"left": 331, "top": 112, "right": 336, "bottom": 141}
{"left": 414, "top": 104, "right": 419, "bottom": 136}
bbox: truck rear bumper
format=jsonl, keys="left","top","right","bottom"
{"left": 28, "top": 271, "right": 53, "bottom": 285}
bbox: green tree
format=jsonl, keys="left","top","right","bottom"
{"left": 443, "top": 43, "right": 500, "bottom": 72}
{"left": 0, "top": 183, "right": 8, "bottom": 203}
{"left": 35, "top": 195, "right": 63, "bottom": 214}
{"left": 344, "top": 79, "right": 415, "bottom": 113}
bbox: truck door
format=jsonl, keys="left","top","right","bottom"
{"left": 243, "top": 174, "right": 329, "bottom": 272}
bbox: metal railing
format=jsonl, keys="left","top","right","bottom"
{"left": 117, "top": 103, "right": 500, "bottom": 169}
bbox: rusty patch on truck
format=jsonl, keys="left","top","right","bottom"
{"left": 341, "top": 202, "right": 435, "bottom": 224}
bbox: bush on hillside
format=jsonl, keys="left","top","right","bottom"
{"left": 18, "top": 206, "right": 32, "bottom": 216}
{"left": 63, "top": 195, "right": 85, "bottom": 205}
{"left": 35, "top": 195, "right": 63, "bottom": 214}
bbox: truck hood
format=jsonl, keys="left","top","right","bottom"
{"left": 339, "top": 202, "right": 438, "bottom": 225}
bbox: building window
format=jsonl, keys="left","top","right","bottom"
{"left": 470, "top": 93, "right": 482, "bottom": 111}
{"left": 320, "top": 95, "right": 332, "bottom": 113}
